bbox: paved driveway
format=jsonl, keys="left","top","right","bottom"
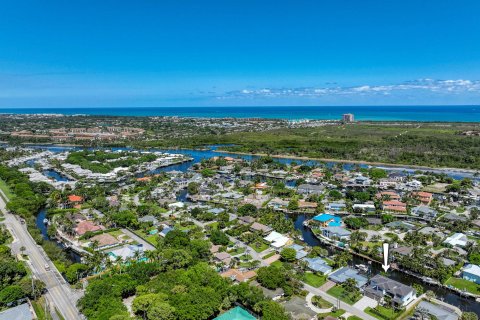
{"left": 353, "top": 296, "right": 378, "bottom": 311}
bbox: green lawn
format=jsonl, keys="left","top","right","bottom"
{"left": 227, "top": 247, "right": 246, "bottom": 256}
{"left": 365, "top": 306, "right": 402, "bottom": 320}
{"left": 445, "top": 277, "right": 480, "bottom": 294}
{"left": 317, "top": 309, "right": 345, "bottom": 319}
{"left": 303, "top": 272, "right": 327, "bottom": 288}
{"left": 262, "top": 251, "right": 276, "bottom": 259}
{"left": 347, "top": 316, "right": 363, "bottom": 320}
{"left": 32, "top": 297, "right": 53, "bottom": 320}
{"left": 271, "top": 260, "right": 284, "bottom": 268}
{"left": 311, "top": 295, "right": 332, "bottom": 309}
{"left": 327, "top": 285, "right": 361, "bottom": 305}
{"left": 0, "top": 179, "right": 13, "bottom": 199}
{"left": 251, "top": 241, "right": 269, "bottom": 253}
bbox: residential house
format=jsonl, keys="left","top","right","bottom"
{"left": 108, "top": 244, "right": 144, "bottom": 262}
{"left": 364, "top": 275, "right": 416, "bottom": 306}
{"left": 285, "top": 244, "right": 308, "bottom": 260}
{"left": 462, "top": 264, "right": 480, "bottom": 284}
{"left": 312, "top": 214, "right": 342, "bottom": 227}
{"left": 376, "top": 191, "right": 401, "bottom": 201}
{"left": 320, "top": 226, "right": 351, "bottom": 240}
{"left": 382, "top": 200, "right": 407, "bottom": 213}
{"left": 326, "top": 202, "right": 347, "bottom": 212}
{"left": 0, "top": 303, "right": 34, "bottom": 320}
{"left": 220, "top": 269, "right": 257, "bottom": 283}
{"left": 443, "top": 233, "right": 468, "bottom": 247}
{"left": 412, "top": 191, "right": 433, "bottom": 205}
{"left": 238, "top": 216, "right": 256, "bottom": 225}
{"left": 298, "top": 200, "right": 318, "bottom": 210}
{"left": 250, "top": 222, "right": 273, "bottom": 235}
{"left": 268, "top": 197, "right": 289, "bottom": 210}
{"left": 328, "top": 267, "right": 368, "bottom": 288}
{"left": 75, "top": 220, "right": 104, "bottom": 236}
{"left": 214, "top": 252, "right": 232, "bottom": 265}
{"left": 411, "top": 205, "right": 438, "bottom": 220}
{"left": 138, "top": 215, "right": 159, "bottom": 226}
{"left": 352, "top": 203, "right": 376, "bottom": 213}
{"left": 301, "top": 257, "right": 332, "bottom": 274}
{"left": 415, "top": 301, "right": 458, "bottom": 320}
{"left": 264, "top": 231, "right": 291, "bottom": 249}
{"left": 89, "top": 233, "right": 119, "bottom": 249}
{"left": 297, "top": 184, "right": 324, "bottom": 195}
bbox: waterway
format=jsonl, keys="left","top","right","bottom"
{"left": 21, "top": 143, "right": 480, "bottom": 313}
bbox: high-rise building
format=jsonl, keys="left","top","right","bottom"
{"left": 342, "top": 113, "right": 354, "bottom": 122}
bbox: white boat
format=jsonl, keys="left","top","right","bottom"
{"left": 355, "top": 264, "right": 368, "bottom": 272}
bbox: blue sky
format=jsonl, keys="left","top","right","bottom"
{"left": 1, "top": 0, "right": 479, "bottom": 107}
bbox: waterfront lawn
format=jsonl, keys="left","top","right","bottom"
{"left": 303, "top": 272, "right": 327, "bottom": 288}
{"left": 445, "top": 277, "right": 480, "bottom": 294}
{"left": 365, "top": 306, "right": 402, "bottom": 320}
{"left": 326, "top": 285, "right": 361, "bottom": 305}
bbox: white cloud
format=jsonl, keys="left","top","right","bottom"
{"left": 222, "top": 79, "right": 480, "bottom": 100}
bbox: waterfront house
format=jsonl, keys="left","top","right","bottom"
{"left": 415, "top": 301, "right": 458, "bottom": 320}
{"left": 297, "top": 183, "right": 324, "bottom": 195}
{"left": 328, "top": 267, "right": 368, "bottom": 288}
{"left": 75, "top": 220, "right": 104, "bottom": 236}
{"left": 364, "top": 274, "right": 416, "bottom": 306}
{"left": 320, "top": 226, "right": 351, "bottom": 240}
{"left": 352, "top": 203, "right": 376, "bottom": 213}
{"left": 462, "top": 264, "right": 480, "bottom": 284}
{"left": 443, "top": 233, "right": 468, "bottom": 247}
{"left": 326, "top": 202, "right": 347, "bottom": 212}
{"left": 268, "top": 197, "right": 289, "bottom": 210}
{"left": 298, "top": 200, "right": 318, "bottom": 210}
{"left": 313, "top": 213, "right": 342, "bottom": 227}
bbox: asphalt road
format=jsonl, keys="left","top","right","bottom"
{"left": 0, "top": 190, "right": 83, "bottom": 320}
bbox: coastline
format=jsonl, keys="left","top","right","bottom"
{"left": 213, "top": 149, "right": 480, "bottom": 174}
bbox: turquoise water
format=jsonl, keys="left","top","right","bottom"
{"left": 1, "top": 105, "right": 479, "bottom": 122}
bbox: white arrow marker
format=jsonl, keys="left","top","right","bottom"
{"left": 382, "top": 243, "right": 390, "bottom": 272}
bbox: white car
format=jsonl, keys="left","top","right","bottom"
{"left": 44, "top": 264, "right": 50, "bottom": 270}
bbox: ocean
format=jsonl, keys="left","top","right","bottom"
{"left": 1, "top": 105, "right": 479, "bottom": 122}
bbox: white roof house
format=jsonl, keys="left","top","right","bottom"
{"left": 443, "top": 233, "right": 468, "bottom": 247}
{"left": 264, "top": 231, "right": 291, "bottom": 249}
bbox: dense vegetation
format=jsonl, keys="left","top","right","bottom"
{"left": 66, "top": 150, "right": 157, "bottom": 173}
{"left": 0, "top": 227, "right": 45, "bottom": 309}
{"left": 78, "top": 229, "right": 291, "bottom": 320}
{"left": 149, "top": 122, "right": 480, "bottom": 169}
